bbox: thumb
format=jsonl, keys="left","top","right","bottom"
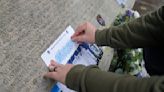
{"left": 72, "top": 35, "right": 86, "bottom": 43}
{"left": 44, "top": 72, "right": 57, "bottom": 80}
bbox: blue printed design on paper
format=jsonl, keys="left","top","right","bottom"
{"left": 51, "top": 84, "right": 60, "bottom": 92}
{"left": 55, "top": 40, "right": 74, "bottom": 63}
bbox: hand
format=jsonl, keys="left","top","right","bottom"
{"left": 71, "top": 22, "right": 97, "bottom": 44}
{"left": 44, "top": 60, "right": 74, "bottom": 84}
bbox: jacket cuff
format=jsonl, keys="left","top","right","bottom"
{"left": 65, "top": 65, "right": 86, "bottom": 91}
{"left": 95, "top": 29, "right": 111, "bottom": 46}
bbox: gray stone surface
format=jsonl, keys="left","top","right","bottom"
{"left": 0, "top": 0, "right": 135, "bottom": 91}
{"left": 98, "top": 47, "right": 114, "bottom": 71}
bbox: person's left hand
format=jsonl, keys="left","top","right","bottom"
{"left": 44, "top": 60, "right": 74, "bottom": 84}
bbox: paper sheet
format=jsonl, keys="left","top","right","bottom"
{"left": 41, "top": 26, "right": 79, "bottom": 66}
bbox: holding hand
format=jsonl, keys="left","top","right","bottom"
{"left": 71, "top": 22, "right": 97, "bottom": 44}
{"left": 44, "top": 60, "right": 74, "bottom": 84}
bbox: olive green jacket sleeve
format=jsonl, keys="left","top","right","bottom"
{"left": 66, "top": 65, "right": 164, "bottom": 92}
{"left": 65, "top": 6, "right": 164, "bottom": 92}
{"left": 95, "top": 6, "right": 164, "bottom": 48}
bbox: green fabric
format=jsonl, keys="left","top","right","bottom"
{"left": 95, "top": 6, "right": 164, "bottom": 48}
{"left": 66, "top": 65, "right": 164, "bottom": 92}
{"left": 66, "top": 6, "right": 164, "bottom": 92}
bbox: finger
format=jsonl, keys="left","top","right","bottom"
{"left": 71, "top": 30, "right": 85, "bottom": 40}
{"left": 58, "top": 64, "right": 64, "bottom": 67}
{"left": 54, "top": 67, "right": 61, "bottom": 72}
{"left": 76, "top": 23, "right": 87, "bottom": 33}
{"left": 48, "top": 65, "right": 57, "bottom": 72}
{"left": 44, "top": 72, "right": 57, "bottom": 80}
{"left": 49, "top": 60, "right": 64, "bottom": 69}
{"left": 50, "top": 60, "right": 58, "bottom": 66}
{"left": 71, "top": 35, "right": 86, "bottom": 43}
{"left": 72, "top": 23, "right": 87, "bottom": 37}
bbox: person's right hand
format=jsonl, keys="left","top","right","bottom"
{"left": 71, "top": 22, "right": 97, "bottom": 44}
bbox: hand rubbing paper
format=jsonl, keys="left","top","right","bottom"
{"left": 41, "top": 26, "right": 103, "bottom": 92}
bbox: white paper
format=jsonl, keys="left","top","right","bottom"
{"left": 41, "top": 26, "right": 79, "bottom": 66}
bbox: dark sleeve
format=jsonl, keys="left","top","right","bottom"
{"left": 66, "top": 65, "right": 164, "bottom": 92}
{"left": 95, "top": 6, "right": 164, "bottom": 48}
